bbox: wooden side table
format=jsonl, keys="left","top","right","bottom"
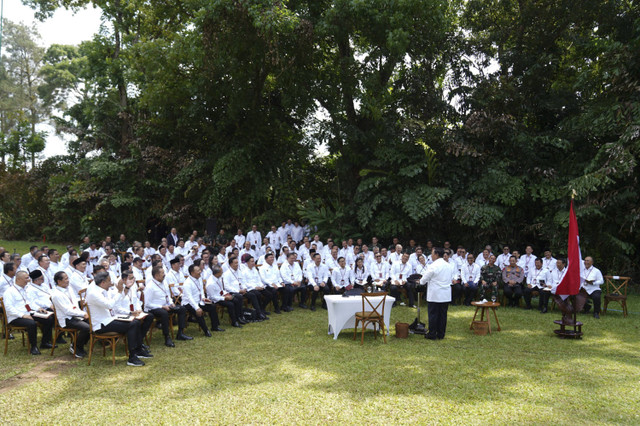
{"left": 470, "top": 301, "right": 501, "bottom": 334}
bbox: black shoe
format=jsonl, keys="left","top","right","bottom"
{"left": 232, "top": 322, "right": 243, "bottom": 328}
{"left": 424, "top": 335, "right": 437, "bottom": 341}
{"left": 260, "top": 314, "right": 270, "bottom": 320}
{"left": 141, "top": 344, "right": 150, "bottom": 352}
{"left": 137, "top": 349, "right": 154, "bottom": 358}
{"left": 593, "top": 313, "right": 600, "bottom": 319}
{"left": 238, "top": 318, "right": 248, "bottom": 324}
{"left": 127, "top": 356, "right": 145, "bottom": 367}
{"left": 212, "top": 327, "right": 225, "bottom": 332}
{"left": 204, "top": 330, "right": 212, "bottom": 337}
{"left": 9, "top": 333, "right": 15, "bottom": 340}
{"left": 165, "top": 337, "right": 175, "bottom": 347}
{"left": 263, "top": 311, "right": 271, "bottom": 316}
{"left": 310, "top": 305, "right": 316, "bottom": 311}
{"left": 30, "top": 346, "right": 41, "bottom": 355}
{"left": 299, "top": 304, "right": 308, "bottom": 309}
{"left": 541, "top": 308, "right": 548, "bottom": 314}
{"left": 40, "top": 342, "right": 55, "bottom": 349}
{"left": 176, "top": 332, "right": 193, "bottom": 341}
{"left": 274, "top": 309, "right": 282, "bottom": 314}
{"left": 56, "top": 336, "right": 67, "bottom": 344}
{"left": 75, "top": 350, "right": 87, "bottom": 359}
{"left": 287, "top": 306, "right": 294, "bottom": 312}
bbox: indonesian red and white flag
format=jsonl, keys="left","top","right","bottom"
{"left": 555, "top": 200, "right": 582, "bottom": 297}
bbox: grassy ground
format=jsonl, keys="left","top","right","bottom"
{"left": 1, "top": 292, "right": 639, "bottom": 424}
{"left": 0, "top": 240, "right": 67, "bottom": 256}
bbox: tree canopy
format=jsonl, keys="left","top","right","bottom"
{"left": 0, "top": 0, "right": 638, "bottom": 276}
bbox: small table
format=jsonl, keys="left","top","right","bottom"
{"left": 325, "top": 294, "right": 395, "bottom": 340}
{"left": 470, "top": 301, "right": 501, "bottom": 334}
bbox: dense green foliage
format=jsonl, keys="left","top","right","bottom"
{"left": 0, "top": 1, "right": 638, "bottom": 277}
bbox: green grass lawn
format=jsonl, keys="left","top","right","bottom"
{"left": 1, "top": 293, "right": 639, "bottom": 424}
{"left": 0, "top": 240, "right": 67, "bottom": 256}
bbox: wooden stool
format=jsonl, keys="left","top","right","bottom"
{"left": 470, "top": 301, "right": 501, "bottom": 334}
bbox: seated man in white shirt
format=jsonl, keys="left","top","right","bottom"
{"left": 306, "top": 253, "right": 330, "bottom": 311}
{"left": 183, "top": 264, "right": 224, "bottom": 336}
{"left": 459, "top": 253, "right": 481, "bottom": 306}
{"left": 108, "top": 271, "right": 154, "bottom": 346}
{"left": 388, "top": 244, "right": 404, "bottom": 264}
{"left": 4, "top": 271, "right": 55, "bottom": 354}
{"left": 85, "top": 272, "right": 150, "bottom": 366}
{"left": 241, "top": 256, "right": 272, "bottom": 319}
{"left": 239, "top": 241, "right": 256, "bottom": 259}
{"left": 390, "top": 253, "right": 415, "bottom": 307}
{"left": 330, "top": 257, "right": 353, "bottom": 294}
{"left": 496, "top": 245, "right": 512, "bottom": 270}
{"left": 247, "top": 225, "right": 262, "bottom": 248}
{"left": 69, "top": 257, "right": 89, "bottom": 299}
{"left": 581, "top": 256, "right": 605, "bottom": 319}
{"left": 541, "top": 250, "right": 557, "bottom": 273}
{"left": 369, "top": 252, "right": 390, "bottom": 289}
{"left": 524, "top": 258, "right": 550, "bottom": 312}
{"left": 51, "top": 270, "right": 91, "bottom": 358}
{"left": 222, "top": 256, "right": 267, "bottom": 321}
{"left": 205, "top": 265, "right": 245, "bottom": 327}
{"left": 234, "top": 229, "right": 246, "bottom": 247}
{"left": 144, "top": 266, "right": 192, "bottom": 347}
{"left": 258, "top": 252, "right": 283, "bottom": 314}
{"left": 279, "top": 253, "right": 308, "bottom": 311}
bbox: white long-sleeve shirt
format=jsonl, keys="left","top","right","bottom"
{"left": 3, "top": 284, "right": 31, "bottom": 323}
{"left": 205, "top": 275, "right": 227, "bottom": 303}
{"left": 581, "top": 266, "right": 604, "bottom": 294}
{"left": 331, "top": 267, "right": 353, "bottom": 289}
{"left": 51, "top": 286, "right": 84, "bottom": 327}
{"left": 390, "top": 261, "right": 413, "bottom": 282}
{"left": 420, "top": 258, "right": 452, "bottom": 303}
{"left": 352, "top": 265, "right": 368, "bottom": 285}
{"left": 259, "top": 262, "right": 283, "bottom": 287}
{"left": 234, "top": 234, "right": 246, "bottom": 247}
{"left": 143, "top": 279, "right": 173, "bottom": 311}
{"left": 247, "top": 231, "right": 262, "bottom": 247}
{"left": 69, "top": 269, "right": 89, "bottom": 299}
{"left": 26, "top": 283, "right": 52, "bottom": 310}
{"left": 527, "top": 267, "right": 550, "bottom": 289}
{"left": 305, "top": 263, "right": 330, "bottom": 286}
{"left": 461, "top": 262, "right": 481, "bottom": 284}
{"left": 0, "top": 274, "right": 13, "bottom": 298}
{"left": 182, "top": 276, "right": 206, "bottom": 310}
{"left": 280, "top": 262, "right": 303, "bottom": 284}
{"left": 241, "top": 266, "right": 263, "bottom": 290}
{"left": 222, "top": 268, "right": 245, "bottom": 293}
{"left": 369, "top": 260, "right": 390, "bottom": 281}
{"left": 266, "top": 231, "right": 282, "bottom": 250}
{"left": 85, "top": 284, "right": 126, "bottom": 331}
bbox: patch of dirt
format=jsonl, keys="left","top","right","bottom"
{"left": 0, "top": 356, "right": 76, "bottom": 395}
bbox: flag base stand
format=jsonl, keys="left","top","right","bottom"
{"left": 409, "top": 291, "right": 427, "bottom": 335}
{"left": 553, "top": 299, "right": 583, "bottom": 339}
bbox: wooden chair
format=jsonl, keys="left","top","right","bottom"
{"left": 84, "top": 304, "right": 128, "bottom": 366}
{"left": 50, "top": 303, "right": 79, "bottom": 356}
{"left": 77, "top": 288, "right": 87, "bottom": 307}
{"left": 353, "top": 292, "right": 387, "bottom": 345}
{"left": 603, "top": 276, "right": 630, "bottom": 318}
{"left": 1, "top": 297, "right": 30, "bottom": 355}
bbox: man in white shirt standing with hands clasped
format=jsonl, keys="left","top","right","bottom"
{"left": 419, "top": 248, "right": 451, "bottom": 340}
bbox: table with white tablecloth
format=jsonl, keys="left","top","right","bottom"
{"left": 325, "top": 294, "right": 395, "bottom": 340}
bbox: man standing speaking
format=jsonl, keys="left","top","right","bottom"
{"left": 419, "top": 247, "right": 452, "bottom": 340}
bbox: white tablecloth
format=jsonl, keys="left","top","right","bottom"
{"left": 325, "top": 294, "right": 395, "bottom": 340}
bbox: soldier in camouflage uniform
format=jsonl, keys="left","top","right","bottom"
{"left": 480, "top": 255, "right": 501, "bottom": 301}
{"left": 79, "top": 236, "right": 90, "bottom": 252}
{"left": 215, "top": 229, "right": 228, "bottom": 247}
{"left": 114, "top": 234, "right": 130, "bottom": 261}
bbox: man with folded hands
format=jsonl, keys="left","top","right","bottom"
{"left": 183, "top": 264, "right": 224, "bottom": 336}
{"left": 51, "top": 270, "right": 91, "bottom": 358}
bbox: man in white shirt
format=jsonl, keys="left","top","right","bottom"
{"left": 420, "top": 248, "right": 451, "bottom": 340}
{"left": 460, "top": 253, "right": 481, "bottom": 306}
{"left": 3, "top": 271, "right": 55, "bottom": 354}
{"left": 306, "top": 253, "right": 330, "bottom": 311}
{"left": 205, "top": 265, "right": 245, "bottom": 327}
{"left": 279, "top": 253, "right": 308, "bottom": 311}
{"left": 239, "top": 241, "right": 256, "bottom": 260}
{"left": 51, "top": 270, "right": 91, "bottom": 358}
{"left": 390, "top": 253, "right": 415, "bottom": 307}
{"left": 48, "top": 249, "right": 62, "bottom": 276}
{"left": 519, "top": 245, "right": 537, "bottom": 276}
{"left": 369, "top": 252, "right": 390, "bottom": 289}
{"left": 581, "top": 256, "right": 604, "bottom": 319}
{"left": 266, "top": 226, "right": 282, "bottom": 252}
{"left": 277, "top": 222, "right": 289, "bottom": 250}
{"left": 183, "top": 264, "right": 224, "bottom": 336}
{"left": 247, "top": 225, "right": 262, "bottom": 248}
{"left": 256, "top": 252, "right": 282, "bottom": 314}
{"left": 291, "top": 221, "right": 304, "bottom": 243}
{"left": 144, "top": 266, "right": 192, "bottom": 347}
{"left": 234, "top": 229, "right": 246, "bottom": 247}
{"left": 26, "top": 270, "right": 53, "bottom": 313}
{"left": 311, "top": 235, "right": 323, "bottom": 253}
{"left": 541, "top": 250, "right": 557, "bottom": 273}
{"left": 60, "top": 245, "right": 74, "bottom": 269}
{"left": 389, "top": 244, "right": 403, "bottom": 264}
{"left": 331, "top": 257, "right": 353, "bottom": 294}
{"left": 86, "top": 272, "right": 150, "bottom": 366}
{"left": 1, "top": 262, "right": 16, "bottom": 299}
{"left": 475, "top": 249, "right": 491, "bottom": 268}
{"left": 69, "top": 257, "right": 89, "bottom": 299}
{"left": 34, "top": 255, "right": 53, "bottom": 291}
{"left": 496, "top": 245, "right": 511, "bottom": 270}
{"left": 524, "top": 258, "right": 550, "bottom": 311}
{"left": 223, "top": 256, "right": 266, "bottom": 320}
{"left": 20, "top": 246, "right": 38, "bottom": 271}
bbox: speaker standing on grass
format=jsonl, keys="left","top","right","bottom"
{"left": 419, "top": 248, "right": 451, "bottom": 340}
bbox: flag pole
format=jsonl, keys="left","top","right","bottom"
{"left": 570, "top": 190, "right": 577, "bottom": 330}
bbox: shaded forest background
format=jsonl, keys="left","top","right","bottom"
{"left": 0, "top": 0, "right": 638, "bottom": 277}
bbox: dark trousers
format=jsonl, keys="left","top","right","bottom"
{"left": 10, "top": 315, "right": 54, "bottom": 347}
{"left": 139, "top": 313, "right": 155, "bottom": 338}
{"left": 584, "top": 290, "right": 602, "bottom": 314}
{"left": 463, "top": 282, "right": 478, "bottom": 305}
{"left": 310, "top": 283, "right": 331, "bottom": 306}
{"left": 149, "top": 306, "right": 186, "bottom": 337}
{"left": 251, "top": 289, "right": 273, "bottom": 314}
{"left": 538, "top": 290, "right": 551, "bottom": 311}
{"left": 217, "top": 295, "right": 242, "bottom": 323}
{"left": 96, "top": 319, "right": 142, "bottom": 353}
{"left": 263, "top": 286, "right": 280, "bottom": 311}
{"left": 451, "top": 281, "right": 463, "bottom": 304}
{"left": 503, "top": 284, "right": 523, "bottom": 306}
{"left": 185, "top": 304, "right": 218, "bottom": 332}
{"left": 65, "top": 317, "right": 91, "bottom": 351}
{"left": 390, "top": 282, "right": 416, "bottom": 306}
{"left": 242, "top": 290, "right": 262, "bottom": 312}
{"left": 524, "top": 286, "right": 545, "bottom": 309}
{"left": 427, "top": 302, "right": 449, "bottom": 339}
{"left": 283, "top": 284, "right": 307, "bottom": 307}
